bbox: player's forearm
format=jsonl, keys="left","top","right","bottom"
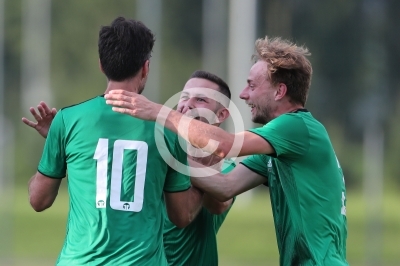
{"left": 159, "top": 108, "right": 236, "bottom": 158}
{"left": 188, "top": 160, "right": 234, "bottom": 201}
{"left": 202, "top": 194, "right": 233, "bottom": 215}
{"left": 186, "top": 186, "right": 204, "bottom": 224}
{"left": 191, "top": 174, "right": 233, "bottom": 202}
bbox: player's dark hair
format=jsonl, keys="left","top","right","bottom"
{"left": 190, "top": 70, "right": 231, "bottom": 101}
{"left": 98, "top": 17, "right": 155, "bottom": 81}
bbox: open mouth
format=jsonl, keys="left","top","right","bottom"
{"left": 187, "top": 114, "right": 201, "bottom": 120}
{"left": 248, "top": 104, "right": 255, "bottom": 113}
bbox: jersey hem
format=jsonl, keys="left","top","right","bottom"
{"left": 247, "top": 129, "right": 278, "bottom": 157}
{"left": 37, "top": 169, "right": 65, "bottom": 179}
{"left": 164, "top": 185, "right": 191, "bottom": 193}
{"left": 239, "top": 162, "right": 269, "bottom": 186}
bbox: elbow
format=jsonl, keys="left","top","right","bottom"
{"left": 29, "top": 198, "right": 53, "bottom": 212}
{"left": 216, "top": 193, "right": 232, "bottom": 203}
{"left": 174, "top": 221, "right": 189, "bottom": 229}
{"left": 214, "top": 142, "right": 230, "bottom": 158}
{"left": 214, "top": 136, "right": 236, "bottom": 158}
{"left": 169, "top": 216, "right": 191, "bottom": 229}
{"left": 30, "top": 203, "right": 49, "bottom": 212}
{"left": 169, "top": 209, "right": 199, "bottom": 228}
{"left": 207, "top": 202, "right": 229, "bottom": 215}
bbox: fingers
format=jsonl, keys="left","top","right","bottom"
{"left": 112, "top": 107, "right": 129, "bottom": 115}
{"left": 104, "top": 93, "right": 131, "bottom": 102}
{"left": 22, "top": 117, "right": 37, "bottom": 128}
{"left": 177, "top": 105, "right": 184, "bottom": 114}
{"left": 181, "top": 106, "right": 189, "bottom": 114}
{"left": 107, "top": 89, "right": 136, "bottom": 96}
{"left": 105, "top": 99, "right": 132, "bottom": 109}
{"left": 40, "top": 101, "right": 52, "bottom": 115}
{"left": 51, "top": 108, "right": 57, "bottom": 117}
{"left": 37, "top": 105, "right": 47, "bottom": 119}
{"left": 29, "top": 107, "right": 43, "bottom": 122}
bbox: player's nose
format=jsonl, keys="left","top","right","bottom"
{"left": 239, "top": 86, "right": 249, "bottom": 100}
{"left": 185, "top": 97, "right": 196, "bottom": 110}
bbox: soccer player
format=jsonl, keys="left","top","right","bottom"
{"left": 23, "top": 70, "right": 236, "bottom": 266}
{"left": 24, "top": 17, "right": 204, "bottom": 265}
{"left": 163, "top": 70, "right": 235, "bottom": 266}
{"left": 105, "top": 36, "right": 349, "bottom": 265}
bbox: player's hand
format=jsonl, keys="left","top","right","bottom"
{"left": 105, "top": 90, "right": 162, "bottom": 121}
{"left": 22, "top": 101, "right": 57, "bottom": 138}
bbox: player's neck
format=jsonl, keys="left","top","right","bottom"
{"left": 104, "top": 76, "right": 142, "bottom": 94}
{"left": 277, "top": 101, "right": 304, "bottom": 116}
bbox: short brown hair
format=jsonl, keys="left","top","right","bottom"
{"left": 253, "top": 36, "right": 312, "bottom": 106}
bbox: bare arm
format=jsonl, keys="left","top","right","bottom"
{"left": 28, "top": 172, "right": 62, "bottom": 212}
{"left": 164, "top": 186, "right": 203, "bottom": 228}
{"left": 202, "top": 194, "right": 233, "bottom": 215}
{"left": 104, "top": 91, "right": 274, "bottom": 158}
{"left": 187, "top": 154, "right": 233, "bottom": 214}
{"left": 189, "top": 161, "right": 267, "bottom": 202}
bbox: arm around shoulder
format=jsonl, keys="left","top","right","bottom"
{"left": 190, "top": 163, "right": 267, "bottom": 201}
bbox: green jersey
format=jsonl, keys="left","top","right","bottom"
{"left": 38, "top": 96, "right": 191, "bottom": 266}
{"left": 163, "top": 159, "right": 236, "bottom": 266}
{"left": 241, "top": 110, "right": 348, "bottom": 266}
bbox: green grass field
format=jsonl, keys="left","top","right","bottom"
{"left": 1, "top": 186, "right": 399, "bottom": 265}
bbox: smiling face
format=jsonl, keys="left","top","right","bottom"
{"left": 239, "top": 60, "right": 279, "bottom": 124}
{"left": 177, "top": 78, "right": 228, "bottom": 125}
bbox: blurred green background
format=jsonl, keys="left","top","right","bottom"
{"left": 1, "top": 0, "right": 400, "bottom": 265}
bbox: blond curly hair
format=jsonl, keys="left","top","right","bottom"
{"left": 253, "top": 36, "right": 313, "bottom": 106}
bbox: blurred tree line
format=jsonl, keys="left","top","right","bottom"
{"left": 2, "top": 0, "right": 399, "bottom": 190}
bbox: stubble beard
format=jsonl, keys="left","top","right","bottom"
{"left": 252, "top": 105, "right": 274, "bottom": 124}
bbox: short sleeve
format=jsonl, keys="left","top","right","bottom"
{"left": 240, "top": 154, "right": 270, "bottom": 179}
{"left": 38, "top": 111, "right": 67, "bottom": 178}
{"left": 163, "top": 135, "right": 191, "bottom": 192}
{"left": 248, "top": 113, "right": 309, "bottom": 159}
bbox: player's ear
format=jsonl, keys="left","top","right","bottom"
{"left": 275, "top": 83, "right": 287, "bottom": 101}
{"left": 99, "top": 59, "right": 105, "bottom": 74}
{"left": 216, "top": 108, "right": 230, "bottom": 124}
{"left": 141, "top": 60, "right": 150, "bottom": 79}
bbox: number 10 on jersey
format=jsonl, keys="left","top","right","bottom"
{"left": 93, "top": 138, "right": 148, "bottom": 212}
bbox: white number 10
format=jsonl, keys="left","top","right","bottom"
{"left": 93, "top": 138, "right": 148, "bottom": 212}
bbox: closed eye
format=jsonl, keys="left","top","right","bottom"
{"left": 196, "top": 97, "right": 207, "bottom": 102}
